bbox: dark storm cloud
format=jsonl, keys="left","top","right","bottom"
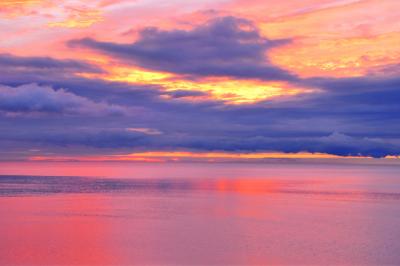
{"left": 69, "top": 16, "right": 297, "bottom": 81}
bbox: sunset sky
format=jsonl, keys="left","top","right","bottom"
{"left": 0, "top": 0, "right": 399, "bottom": 162}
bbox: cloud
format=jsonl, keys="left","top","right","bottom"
{"left": 0, "top": 54, "right": 104, "bottom": 87}
{"left": 0, "top": 83, "right": 126, "bottom": 116}
{"left": 3, "top": 127, "right": 398, "bottom": 158}
{"left": 0, "top": 20, "right": 399, "bottom": 159}
{"left": 166, "top": 90, "right": 209, "bottom": 98}
{"left": 1, "top": 72, "right": 400, "bottom": 158}
{"left": 69, "top": 16, "right": 296, "bottom": 81}
{"left": 48, "top": 5, "right": 103, "bottom": 28}
{"left": 126, "top": 127, "right": 163, "bottom": 135}
{"left": 0, "top": 53, "right": 102, "bottom": 73}
{"left": 0, "top": 0, "right": 45, "bottom": 17}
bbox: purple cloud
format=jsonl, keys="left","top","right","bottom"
{"left": 70, "top": 16, "right": 296, "bottom": 81}
{"left": 0, "top": 83, "right": 126, "bottom": 116}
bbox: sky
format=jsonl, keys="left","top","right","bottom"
{"left": 0, "top": 0, "right": 399, "bottom": 162}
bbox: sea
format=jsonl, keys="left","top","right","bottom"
{"left": 1, "top": 162, "right": 399, "bottom": 265}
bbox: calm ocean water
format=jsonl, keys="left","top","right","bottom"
{"left": 1, "top": 162, "right": 400, "bottom": 265}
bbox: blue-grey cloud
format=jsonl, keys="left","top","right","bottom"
{"left": 0, "top": 53, "right": 103, "bottom": 73}
{"left": 166, "top": 90, "right": 209, "bottom": 98}
{"left": 69, "top": 16, "right": 297, "bottom": 81}
{"left": 0, "top": 83, "right": 126, "bottom": 116}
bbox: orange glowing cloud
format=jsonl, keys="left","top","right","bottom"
{"left": 0, "top": 0, "right": 43, "bottom": 9}
{"left": 0, "top": 1, "right": 103, "bottom": 30}
{"left": 48, "top": 5, "right": 103, "bottom": 28}
{"left": 78, "top": 65, "right": 315, "bottom": 104}
{"left": 269, "top": 32, "right": 400, "bottom": 77}
{"left": 225, "top": 0, "right": 400, "bottom": 77}
{"left": 0, "top": 0, "right": 46, "bottom": 17}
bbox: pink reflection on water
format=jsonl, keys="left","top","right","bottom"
{"left": 0, "top": 195, "right": 118, "bottom": 265}
{"left": 0, "top": 163, "right": 400, "bottom": 265}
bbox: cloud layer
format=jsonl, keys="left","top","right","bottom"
{"left": 0, "top": 12, "right": 399, "bottom": 160}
